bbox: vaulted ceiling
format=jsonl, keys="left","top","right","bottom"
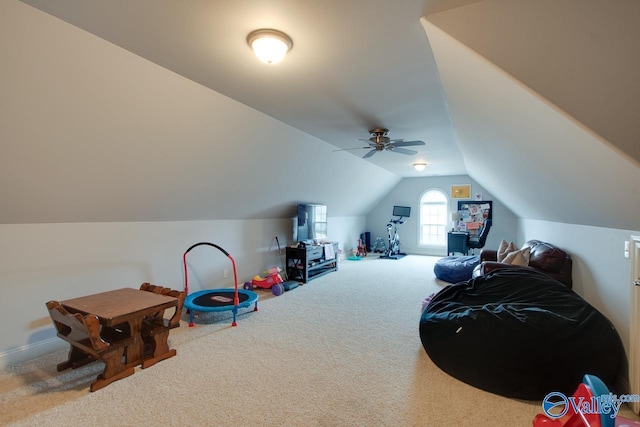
{"left": 2, "top": 0, "right": 639, "bottom": 230}
{"left": 424, "top": 0, "right": 640, "bottom": 230}
{"left": 17, "top": 0, "right": 471, "bottom": 177}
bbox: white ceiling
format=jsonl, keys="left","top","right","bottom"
{"left": 427, "top": 0, "right": 640, "bottom": 167}
{"left": 5, "top": 0, "right": 639, "bottom": 229}
{"left": 18, "top": 0, "right": 479, "bottom": 178}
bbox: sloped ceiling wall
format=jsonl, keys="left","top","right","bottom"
{"left": 422, "top": 0, "right": 640, "bottom": 230}
{"left": 427, "top": 0, "right": 640, "bottom": 164}
{"left": 0, "top": 1, "right": 399, "bottom": 224}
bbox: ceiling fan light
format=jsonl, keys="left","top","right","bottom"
{"left": 247, "top": 29, "right": 292, "bottom": 64}
{"left": 413, "top": 162, "right": 427, "bottom": 171}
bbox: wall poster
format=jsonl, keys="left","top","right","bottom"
{"left": 451, "top": 184, "right": 471, "bottom": 199}
{"left": 456, "top": 200, "right": 492, "bottom": 237}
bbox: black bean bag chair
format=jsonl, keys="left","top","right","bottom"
{"left": 419, "top": 268, "right": 628, "bottom": 400}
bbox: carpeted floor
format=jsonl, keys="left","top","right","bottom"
{"left": 1, "top": 255, "right": 637, "bottom": 426}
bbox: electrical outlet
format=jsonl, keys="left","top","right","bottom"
{"left": 223, "top": 269, "right": 229, "bottom": 278}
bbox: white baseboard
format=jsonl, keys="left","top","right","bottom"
{"left": 0, "top": 338, "right": 66, "bottom": 370}
{"left": 403, "top": 249, "right": 447, "bottom": 257}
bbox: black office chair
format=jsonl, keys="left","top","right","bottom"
{"left": 467, "top": 219, "right": 492, "bottom": 252}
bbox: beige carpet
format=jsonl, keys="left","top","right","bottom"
{"left": 2, "top": 255, "right": 637, "bottom": 426}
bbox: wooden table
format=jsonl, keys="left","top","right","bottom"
{"left": 61, "top": 288, "right": 178, "bottom": 368}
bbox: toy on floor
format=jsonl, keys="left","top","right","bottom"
{"left": 271, "top": 281, "right": 299, "bottom": 296}
{"left": 356, "top": 238, "right": 367, "bottom": 257}
{"left": 244, "top": 266, "right": 284, "bottom": 290}
{"left": 244, "top": 266, "right": 301, "bottom": 296}
{"left": 533, "top": 374, "right": 640, "bottom": 427}
{"left": 370, "top": 237, "right": 386, "bottom": 254}
{"left": 182, "top": 242, "right": 259, "bottom": 327}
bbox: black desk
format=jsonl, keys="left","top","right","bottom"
{"left": 447, "top": 232, "right": 469, "bottom": 255}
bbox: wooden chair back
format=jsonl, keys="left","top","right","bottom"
{"left": 139, "top": 283, "right": 185, "bottom": 328}
{"left": 45, "top": 300, "right": 135, "bottom": 391}
{"left": 46, "top": 300, "right": 109, "bottom": 356}
{"left": 138, "top": 284, "right": 185, "bottom": 368}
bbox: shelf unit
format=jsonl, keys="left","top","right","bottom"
{"left": 286, "top": 242, "right": 338, "bottom": 283}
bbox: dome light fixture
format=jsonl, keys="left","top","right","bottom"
{"left": 247, "top": 29, "right": 293, "bottom": 64}
{"left": 413, "top": 162, "right": 427, "bottom": 171}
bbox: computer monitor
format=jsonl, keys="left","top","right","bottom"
{"left": 392, "top": 205, "right": 411, "bottom": 218}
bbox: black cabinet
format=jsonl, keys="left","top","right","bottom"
{"left": 286, "top": 242, "right": 338, "bottom": 283}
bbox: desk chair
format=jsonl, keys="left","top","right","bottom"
{"left": 467, "top": 219, "right": 492, "bottom": 253}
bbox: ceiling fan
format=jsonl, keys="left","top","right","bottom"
{"left": 335, "top": 128, "right": 426, "bottom": 158}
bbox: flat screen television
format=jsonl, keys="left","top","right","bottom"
{"left": 295, "top": 203, "right": 328, "bottom": 242}
{"left": 393, "top": 205, "right": 411, "bottom": 218}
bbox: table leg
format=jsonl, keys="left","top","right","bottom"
{"left": 125, "top": 317, "right": 144, "bottom": 367}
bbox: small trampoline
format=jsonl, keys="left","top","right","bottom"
{"left": 183, "top": 242, "right": 258, "bottom": 327}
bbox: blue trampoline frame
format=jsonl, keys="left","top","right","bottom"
{"left": 183, "top": 242, "right": 258, "bottom": 327}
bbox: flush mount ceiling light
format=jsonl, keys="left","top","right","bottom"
{"left": 247, "top": 29, "right": 293, "bottom": 64}
{"left": 413, "top": 162, "right": 427, "bottom": 171}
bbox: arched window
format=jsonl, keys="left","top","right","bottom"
{"left": 419, "top": 189, "right": 449, "bottom": 245}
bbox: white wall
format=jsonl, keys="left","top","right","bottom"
{"left": 519, "top": 219, "right": 639, "bottom": 354}
{"left": 1, "top": 0, "right": 399, "bottom": 224}
{"left": 427, "top": 0, "right": 640, "bottom": 163}
{"left": 367, "top": 175, "right": 518, "bottom": 256}
{"left": 327, "top": 216, "right": 367, "bottom": 256}
{"left": 422, "top": 18, "right": 640, "bottom": 231}
{"left": 0, "top": 216, "right": 362, "bottom": 368}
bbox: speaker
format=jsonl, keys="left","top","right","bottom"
{"left": 360, "top": 232, "right": 371, "bottom": 252}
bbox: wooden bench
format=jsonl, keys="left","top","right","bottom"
{"left": 138, "top": 283, "right": 185, "bottom": 368}
{"left": 46, "top": 300, "right": 135, "bottom": 391}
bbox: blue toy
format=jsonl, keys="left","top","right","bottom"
{"left": 183, "top": 242, "right": 258, "bottom": 327}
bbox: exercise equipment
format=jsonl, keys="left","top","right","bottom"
{"left": 380, "top": 216, "right": 406, "bottom": 259}
{"left": 183, "top": 242, "right": 258, "bottom": 327}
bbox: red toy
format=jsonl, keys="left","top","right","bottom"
{"left": 356, "top": 238, "right": 367, "bottom": 257}
{"left": 245, "top": 267, "right": 283, "bottom": 290}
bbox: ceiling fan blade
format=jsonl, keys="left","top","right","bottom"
{"left": 389, "top": 147, "right": 417, "bottom": 155}
{"left": 363, "top": 149, "right": 377, "bottom": 159}
{"left": 391, "top": 140, "right": 425, "bottom": 147}
{"left": 333, "top": 146, "right": 371, "bottom": 152}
